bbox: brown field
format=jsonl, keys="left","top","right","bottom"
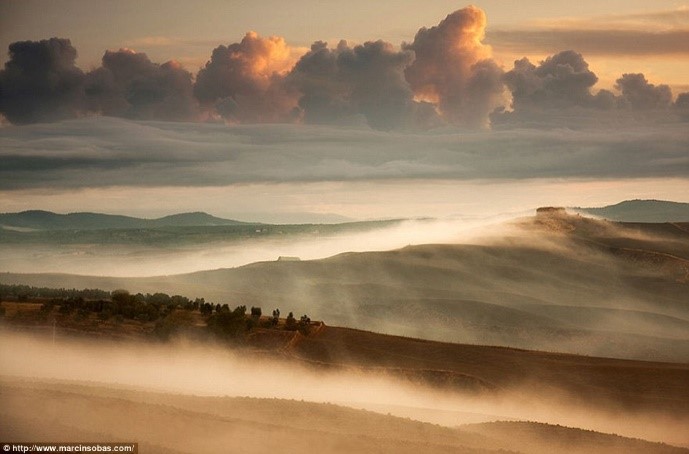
{"left": 286, "top": 325, "right": 689, "bottom": 416}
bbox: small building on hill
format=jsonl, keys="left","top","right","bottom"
{"left": 277, "top": 256, "right": 301, "bottom": 262}
{"left": 536, "top": 207, "right": 567, "bottom": 217}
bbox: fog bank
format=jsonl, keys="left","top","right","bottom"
{"left": 1, "top": 331, "right": 687, "bottom": 447}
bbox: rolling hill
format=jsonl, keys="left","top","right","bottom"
{"left": 3, "top": 378, "right": 686, "bottom": 454}
{"left": 0, "top": 210, "right": 252, "bottom": 231}
{"left": 2, "top": 211, "right": 688, "bottom": 362}
{"left": 573, "top": 199, "right": 689, "bottom": 222}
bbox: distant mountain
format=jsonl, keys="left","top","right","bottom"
{"left": 0, "top": 210, "right": 253, "bottom": 231}
{"left": 573, "top": 199, "right": 689, "bottom": 222}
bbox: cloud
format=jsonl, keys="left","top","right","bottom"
{"left": 286, "top": 40, "right": 439, "bottom": 130}
{"left": 85, "top": 49, "right": 198, "bottom": 121}
{"left": 193, "top": 31, "right": 298, "bottom": 123}
{"left": 403, "top": 6, "right": 505, "bottom": 128}
{"left": 675, "top": 92, "right": 689, "bottom": 121}
{"left": 566, "top": 7, "right": 689, "bottom": 29}
{"left": 0, "top": 7, "right": 686, "bottom": 129}
{"left": 0, "top": 117, "right": 687, "bottom": 191}
{"left": 0, "top": 38, "right": 85, "bottom": 124}
{"left": 615, "top": 73, "right": 672, "bottom": 110}
{"left": 489, "top": 8, "right": 689, "bottom": 57}
{"left": 489, "top": 29, "right": 689, "bottom": 57}
{"left": 495, "top": 51, "right": 685, "bottom": 126}
{"left": 503, "top": 50, "right": 599, "bottom": 111}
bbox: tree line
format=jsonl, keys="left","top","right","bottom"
{"left": 1, "top": 284, "right": 314, "bottom": 341}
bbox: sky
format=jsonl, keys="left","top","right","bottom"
{"left": 0, "top": 1, "right": 688, "bottom": 222}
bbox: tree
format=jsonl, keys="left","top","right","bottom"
{"left": 299, "top": 314, "right": 312, "bottom": 335}
{"left": 200, "top": 302, "right": 213, "bottom": 315}
{"left": 285, "top": 312, "right": 297, "bottom": 330}
{"left": 207, "top": 305, "right": 247, "bottom": 341}
{"left": 111, "top": 289, "right": 131, "bottom": 305}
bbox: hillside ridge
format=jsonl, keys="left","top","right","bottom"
{"left": 573, "top": 199, "right": 689, "bottom": 222}
{"left": 0, "top": 210, "right": 253, "bottom": 230}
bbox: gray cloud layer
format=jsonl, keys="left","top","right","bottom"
{"left": 1, "top": 117, "right": 687, "bottom": 191}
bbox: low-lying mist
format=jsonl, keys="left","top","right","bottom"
{"left": 1, "top": 330, "right": 687, "bottom": 448}
{"left": 0, "top": 216, "right": 522, "bottom": 277}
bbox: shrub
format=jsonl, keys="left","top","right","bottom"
{"left": 285, "top": 312, "right": 297, "bottom": 331}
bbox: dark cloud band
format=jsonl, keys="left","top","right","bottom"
{"left": 1, "top": 117, "right": 687, "bottom": 190}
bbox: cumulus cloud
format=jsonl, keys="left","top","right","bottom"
{"left": 0, "top": 117, "right": 687, "bottom": 191}
{"left": 675, "top": 92, "right": 689, "bottom": 120}
{"left": 0, "top": 38, "right": 85, "bottom": 124}
{"left": 194, "top": 32, "right": 298, "bottom": 123}
{"left": 495, "top": 51, "right": 686, "bottom": 126}
{"left": 287, "top": 40, "right": 439, "bottom": 130}
{"left": 615, "top": 73, "right": 672, "bottom": 110}
{"left": 503, "top": 50, "right": 599, "bottom": 111}
{"left": 403, "top": 6, "right": 505, "bottom": 128}
{"left": 85, "top": 49, "right": 198, "bottom": 121}
{"left": 0, "top": 7, "right": 686, "bottom": 129}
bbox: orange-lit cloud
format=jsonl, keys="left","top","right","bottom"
{"left": 194, "top": 31, "right": 300, "bottom": 122}
{"left": 403, "top": 6, "right": 505, "bottom": 128}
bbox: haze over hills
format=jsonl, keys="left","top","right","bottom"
{"left": 4, "top": 210, "right": 688, "bottom": 362}
{"left": 574, "top": 200, "right": 689, "bottom": 222}
{"left": 2, "top": 209, "right": 689, "bottom": 450}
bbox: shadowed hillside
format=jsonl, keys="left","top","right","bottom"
{"left": 284, "top": 325, "right": 689, "bottom": 416}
